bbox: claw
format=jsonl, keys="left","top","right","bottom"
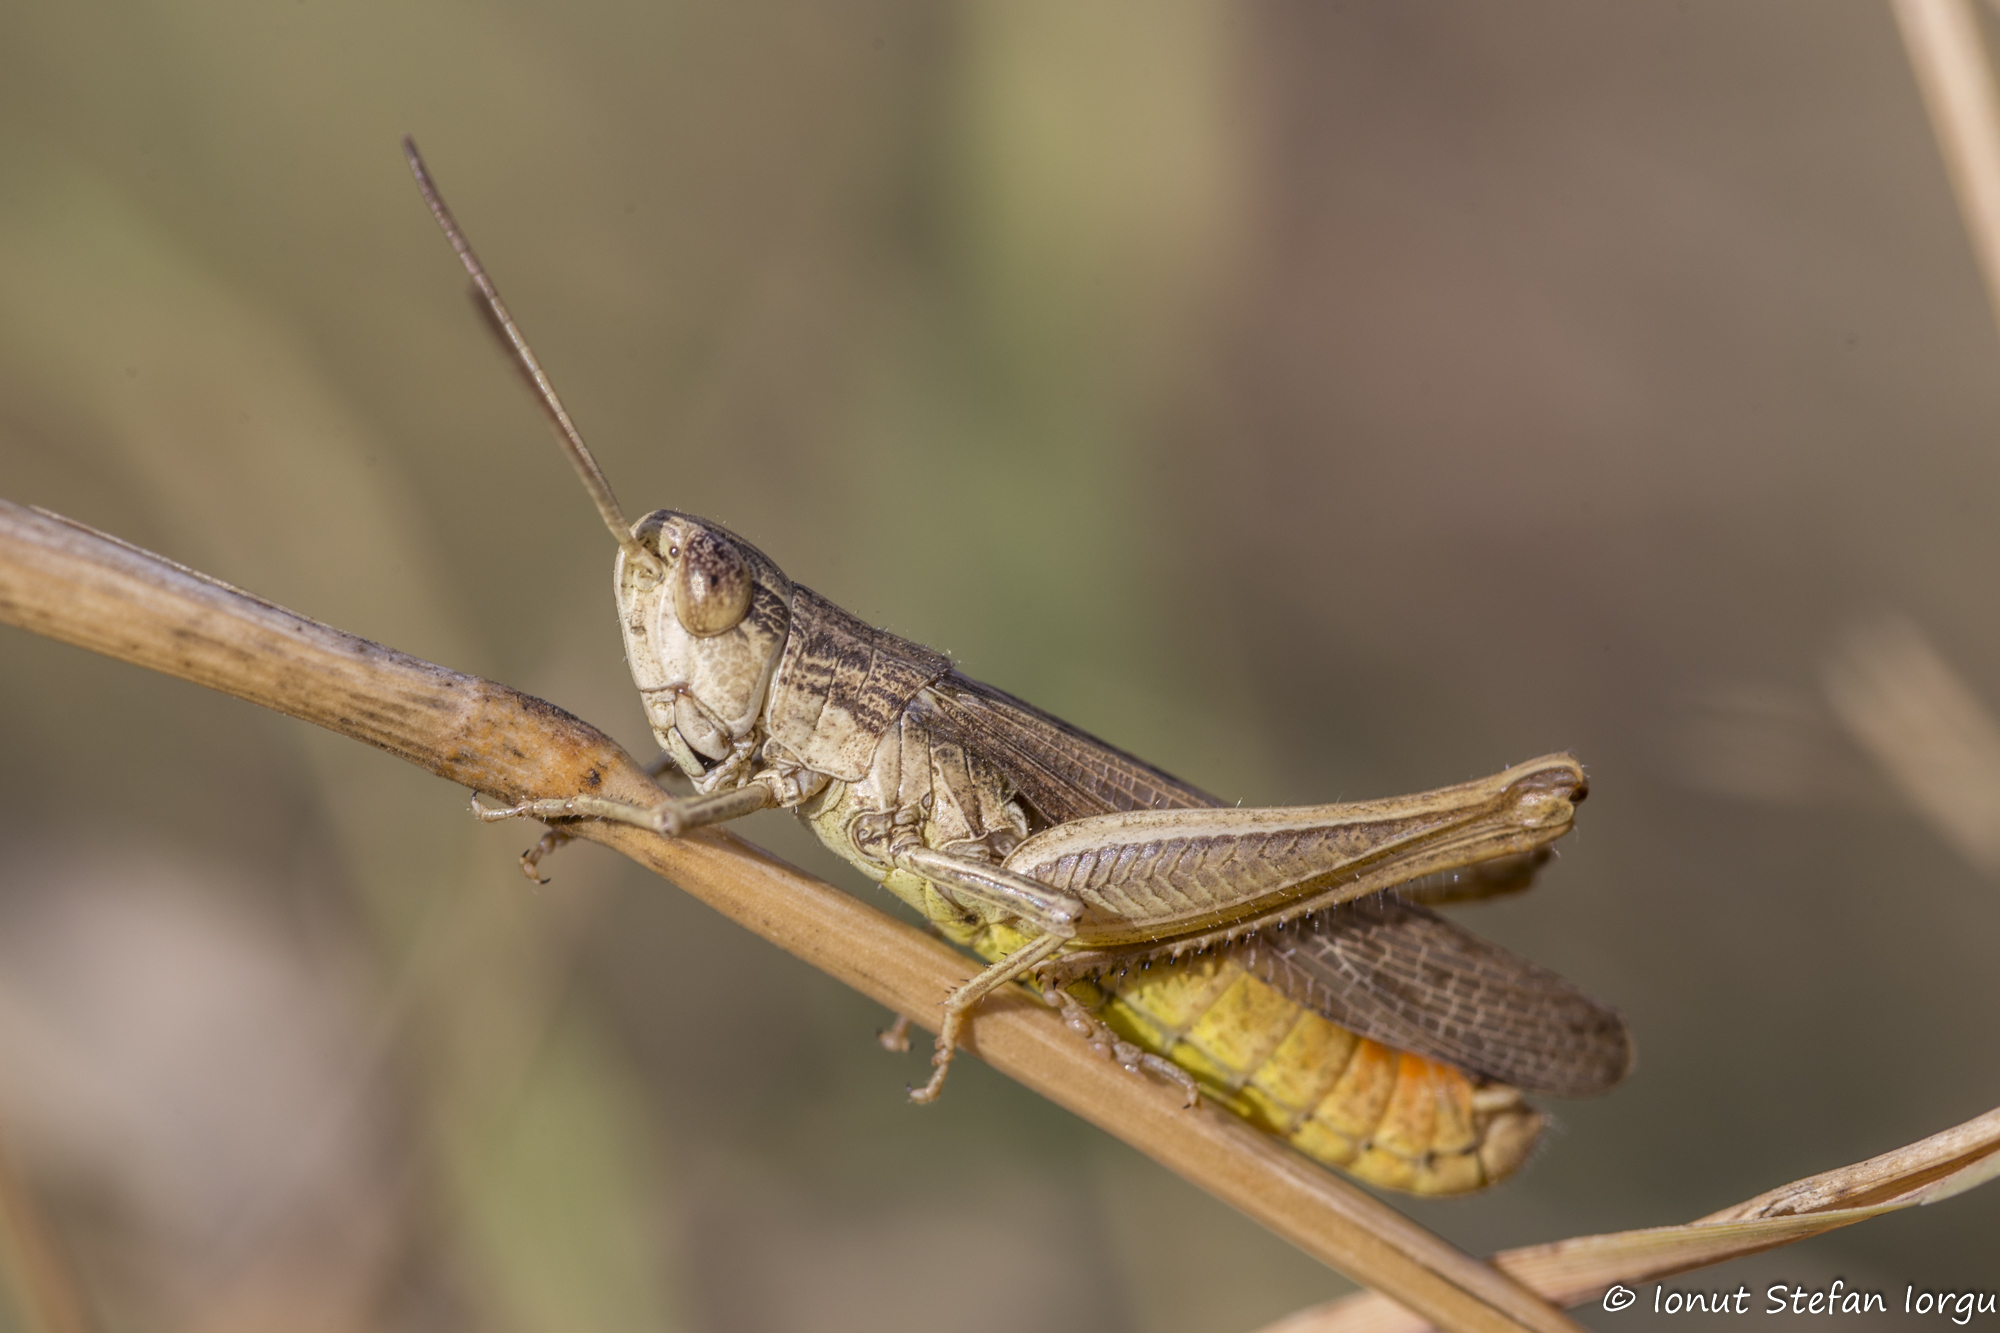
{"left": 877, "top": 1014, "right": 913, "bottom": 1053}
{"left": 907, "top": 1023, "right": 959, "bottom": 1104}
{"left": 519, "top": 828, "right": 571, "bottom": 884}
{"left": 908, "top": 1057, "right": 950, "bottom": 1104}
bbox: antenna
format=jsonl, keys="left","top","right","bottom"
{"left": 402, "top": 137, "right": 656, "bottom": 571}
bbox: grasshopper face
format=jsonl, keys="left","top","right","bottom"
{"left": 615, "top": 509, "right": 793, "bottom": 785}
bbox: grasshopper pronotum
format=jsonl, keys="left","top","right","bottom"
{"left": 406, "top": 141, "right": 1631, "bottom": 1196}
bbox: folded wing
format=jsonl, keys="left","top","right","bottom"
{"left": 1231, "top": 896, "right": 1633, "bottom": 1097}
{"left": 916, "top": 672, "right": 1219, "bottom": 824}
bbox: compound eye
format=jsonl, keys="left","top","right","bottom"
{"left": 671, "top": 528, "right": 753, "bottom": 636}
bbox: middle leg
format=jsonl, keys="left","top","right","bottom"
{"left": 883, "top": 843, "right": 1084, "bottom": 1104}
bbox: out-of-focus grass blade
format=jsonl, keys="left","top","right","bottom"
{"left": 1258, "top": 1104, "right": 2000, "bottom": 1333}
{"left": 1824, "top": 616, "right": 2000, "bottom": 873}
{"left": 1895, "top": 0, "right": 2000, "bottom": 336}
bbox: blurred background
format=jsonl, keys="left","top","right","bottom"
{"left": 1, "top": 1, "right": 1997, "bottom": 1329}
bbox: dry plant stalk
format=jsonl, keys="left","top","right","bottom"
{"left": 0, "top": 497, "right": 1589, "bottom": 1333}
{"left": 1261, "top": 1104, "right": 2000, "bottom": 1333}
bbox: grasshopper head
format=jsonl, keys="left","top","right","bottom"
{"left": 398, "top": 146, "right": 794, "bottom": 783}
{"left": 616, "top": 510, "right": 793, "bottom": 783}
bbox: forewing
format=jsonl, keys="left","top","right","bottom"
{"left": 917, "top": 672, "right": 1219, "bottom": 823}
{"left": 1231, "top": 897, "right": 1633, "bottom": 1097}
{"left": 998, "top": 756, "right": 1584, "bottom": 945}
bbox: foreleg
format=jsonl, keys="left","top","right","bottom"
{"left": 471, "top": 780, "right": 773, "bottom": 838}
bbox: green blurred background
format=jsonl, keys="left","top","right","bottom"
{"left": 1, "top": 1, "right": 1998, "bottom": 1329}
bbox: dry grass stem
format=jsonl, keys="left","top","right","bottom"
{"left": 0, "top": 498, "right": 1590, "bottom": 1333}
{"left": 1260, "top": 1104, "right": 2000, "bottom": 1333}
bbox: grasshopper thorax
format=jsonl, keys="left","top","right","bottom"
{"left": 615, "top": 509, "right": 793, "bottom": 786}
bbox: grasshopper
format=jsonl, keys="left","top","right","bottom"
{"left": 405, "top": 142, "right": 1631, "bottom": 1195}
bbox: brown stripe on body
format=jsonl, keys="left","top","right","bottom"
{"left": 764, "top": 586, "right": 951, "bottom": 782}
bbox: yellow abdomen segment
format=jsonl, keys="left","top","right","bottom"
{"left": 1091, "top": 950, "right": 1542, "bottom": 1195}
{"left": 968, "top": 926, "right": 1542, "bottom": 1195}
